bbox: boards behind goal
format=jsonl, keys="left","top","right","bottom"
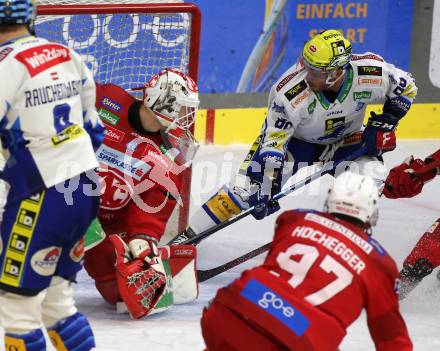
{"left": 34, "top": 1, "right": 201, "bottom": 239}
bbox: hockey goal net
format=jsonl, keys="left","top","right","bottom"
{"left": 34, "top": 1, "right": 201, "bottom": 238}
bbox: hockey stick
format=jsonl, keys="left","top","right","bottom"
{"left": 197, "top": 242, "right": 271, "bottom": 282}
{"left": 169, "top": 164, "right": 332, "bottom": 246}
{"left": 173, "top": 146, "right": 368, "bottom": 247}
{"left": 195, "top": 147, "right": 369, "bottom": 281}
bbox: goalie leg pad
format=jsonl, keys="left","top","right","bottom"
{"left": 109, "top": 235, "right": 167, "bottom": 319}
{"left": 47, "top": 312, "right": 95, "bottom": 351}
{"left": 169, "top": 244, "right": 198, "bottom": 304}
{"left": 5, "top": 329, "right": 46, "bottom": 351}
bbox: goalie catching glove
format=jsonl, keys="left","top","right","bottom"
{"left": 109, "top": 235, "right": 198, "bottom": 319}
{"left": 109, "top": 235, "right": 167, "bottom": 319}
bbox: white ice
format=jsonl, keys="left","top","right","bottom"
{"left": 1, "top": 140, "right": 440, "bottom": 350}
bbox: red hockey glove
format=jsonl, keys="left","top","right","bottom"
{"left": 109, "top": 235, "right": 167, "bottom": 319}
{"left": 362, "top": 112, "right": 398, "bottom": 157}
{"left": 383, "top": 156, "right": 437, "bottom": 199}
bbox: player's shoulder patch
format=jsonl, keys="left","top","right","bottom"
{"left": 276, "top": 69, "right": 302, "bottom": 92}
{"left": 284, "top": 80, "right": 307, "bottom": 101}
{"left": 357, "top": 66, "right": 382, "bottom": 76}
{"left": 0, "top": 47, "right": 13, "bottom": 63}
{"left": 352, "top": 53, "right": 384, "bottom": 62}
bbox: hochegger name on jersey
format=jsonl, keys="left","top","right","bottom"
{"left": 291, "top": 225, "right": 366, "bottom": 274}
{"left": 25, "top": 80, "right": 81, "bottom": 107}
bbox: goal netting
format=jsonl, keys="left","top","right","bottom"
{"left": 32, "top": 1, "right": 201, "bottom": 237}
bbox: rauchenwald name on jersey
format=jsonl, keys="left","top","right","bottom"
{"left": 260, "top": 52, "right": 417, "bottom": 159}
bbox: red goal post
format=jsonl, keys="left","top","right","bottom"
{"left": 34, "top": 2, "right": 201, "bottom": 237}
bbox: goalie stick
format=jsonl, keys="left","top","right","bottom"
{"left": 170, "top": 146, "right": 368, "bottom": 247}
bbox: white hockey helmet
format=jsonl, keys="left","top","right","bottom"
{"left": 324, "top": 171, "right": 379, "bottom": 227}
{"left": 144, "top": 68, "right": 199, "bottom": 131}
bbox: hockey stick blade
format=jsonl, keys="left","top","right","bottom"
{"left": 197, "top": 242, "right": 271, "bottom": 282}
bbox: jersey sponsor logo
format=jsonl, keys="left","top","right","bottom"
{"left": 284, "top": 80, "right": 307, "bottom": 101}
{"left": 351, "top": 53, "right": 384, "bottom": 62}
{"left": 15, "top": 44, "right": 71, "bottom": 77}
{"left": 52, "top": 124, "right": 85, "bottom": 146}
{"left": 0, "top": 47, "right": 13, "bottom": 62}
{"left": 322, "top": 117, "right": 345, "bottom": 139}
{"left": 358, "top": 77, "right": 382, "bottom": 86}
{"left": 17, "top": 208, "right": 37, "bottom": 229}
{"left": 24, "top": 80, "right": 81, "bottom": 107}
{"left": 98, "top": 108, "right": 120, "bottom": 126}
{"left": 8, "top": 233, "right": 29, "bottom": 254}
{"left": 101, "top": 97, "right": 122, "bottom": 112}
{"left": 147, "top": 149, "right": 172, "bottom": 170}
{"left": 2, "top": 258, "right": 22, "bottom": 280}
{"left": 291, "top": 90, "right": 310, "bottom": 108}
{"left": 99, "top": 169, "right": 133, "bottom": 210}
{"left": 275, "top": 71, "right": 300, "bottom": 92}
{"left": 104, "top": 125, "right": 125, "bottom": 143}
{"left": 353, "top": 91, "right": 372, "bottom": 100}
{"left": 357, "top": 66, "right": 382, "bottom": 76}
{"left": 31, "top": 247, "right": 61, "bottom": 276}
{"left": 240, "top": 279, "right": 310, "bottom": 336}
{"left": 70, "top": 239, "right": 84, "bottom": 263}
{"left": 0, "top": 194, "right": 45, "bottom": 287}
{"left": 326, "top": 109, "right": 343, "bottom": 117}
{"left": 307, "top": 98, "right": 317, "bottom": 115}
{"left": 305, "top": 213, "right": 373, "bottom": 254}
{"left": 96, "top": 144, "right": 151, "bottom": 181}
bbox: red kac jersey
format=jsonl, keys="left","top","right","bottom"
{"left": 214, "top": 210, "right": 412, "bottom": 350}
{"left": 95, "top": 83, "right": 185, "bottom": 240}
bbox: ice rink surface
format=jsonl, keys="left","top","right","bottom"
{"left": 2, "top": 140, "right": 439, "bottom": 350}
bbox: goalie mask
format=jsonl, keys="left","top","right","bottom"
{"left": 301, "top": 29, "right": 352, "bottom": 88}
{"left": 324, "top": 171, "right": 379, "bottom": 227}
{"left": 144, "top": 68, "right": 200, "bottom": 164}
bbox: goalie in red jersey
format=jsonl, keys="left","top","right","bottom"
{"left": 383, "top": 148, "right": 440, "bottom": 299}
{"left": 201, "top": 172, "right": 413, "bottom": 351}
{"left": 84, "top": 68, "right": 200, "bottom": 319}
